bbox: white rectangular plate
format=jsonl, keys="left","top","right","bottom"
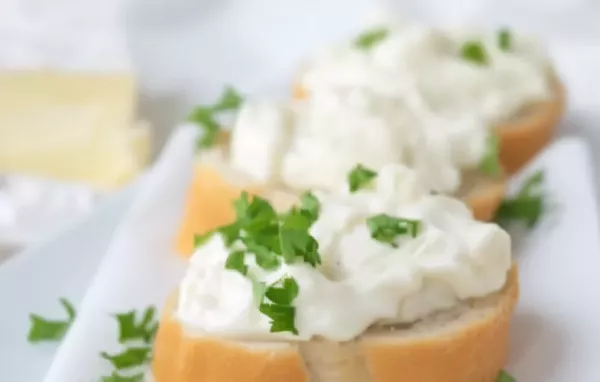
{"left": 5, "top": 130, "right": 592, "bottom": 382}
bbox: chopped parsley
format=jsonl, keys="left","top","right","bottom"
{"left": 348, "top": 164, "right": 378, "bottom": 193}
{"left": 27, "top": 298, "right": 76, "bottom": 343}
{"left": 498, "top": 28, "right": 512, "bottom": 51}
{"left": 461, "top": 40, "right": 488, "bottom": 65}
{"left": 102, "top": 372, "right": 145, "bottom": 382}
{"left": 300, "top": 191, "right": 320, "bottom": 223}
{"left": 480, "top": 133, "right": 502, "bottom": 176}
{"left": 193, "top": 231, "right": 214, "bottom": 249}
{"left": 279, "top": 208, "right": 322, "bottom": 267}
{"left": 188, "top": 86, "right": 244, "bottom": 149}
{"left": 100, "top": 305, "right": 159, "bottom": 380}
{"left": 354, "top": 27, "right": 389, "bottom": 50}
{"left": 366, "top": 214, "right": 421, "bottom": 247}
{"left": 496, "top": 369, "right": 516, "bottom": 382}
{"left": 225, "top": 250, "right": 249, "bottom": 276}
{"left": 114, "top": 307, "right": 158, "bottom": 344}
{"left": 259, "top": 276, "right": 300, "bottom": 334}
{"left": 101, "top": 347, "right": 152, "bottom": 370}
{"left": 495, "top": 170, "right": 545, "bottom": 228}
{"left": 202, "top": 191, "right": 323, "bottom": 334}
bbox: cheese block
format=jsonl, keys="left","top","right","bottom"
{"left": 0, "top": 71, "right": 151, "bottom": 189}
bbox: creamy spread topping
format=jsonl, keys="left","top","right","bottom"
{"left": 226, "top": 19, "right": 552, "bottom": 194}
{"left": 177, "top": 164, "right": 512, "bottom": 341}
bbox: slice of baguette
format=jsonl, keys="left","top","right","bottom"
{"left": 152, "top": 266, "right": 519, "bottom": 382}
{"left": 293, "top": 74, "right": 565, "bottom": 175}
{"left": 174, "top": 160, "right": 505, "bottom": 256}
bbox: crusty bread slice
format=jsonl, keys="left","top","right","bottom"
{"left": 496, "top": 77, "right": 565, "bottom": 174}
{"left": 174, "top": 162, "right": 506, "bottom": 256}
{"left": 293, "top": 74, "right": 565, "bottom": 176}
{"left": 152, "top": 266, "right": 519, "bottom": 382}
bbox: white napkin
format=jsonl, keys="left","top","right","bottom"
{"left": 43, "top": 125, "right": 197, "bottom": 382}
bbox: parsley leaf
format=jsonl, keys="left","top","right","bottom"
{"left": 259, "top": 303, "right": 298, "bottom": 335}
{"left": 27, "top": 298, "right": 76, "bottom": 343}
{"left": 236, "top": 192, "right": 278, "bottom": 233}
{"left": 366, "top": 214, "right": 421, "bottom": 247}
{"left": 193, "top": 231, "right": 215, "bottom": 249}
{"left": 461, "top": 41, "right": 488, "bottom": 65}
{"left": 355, "top": 27, "right": 389, "bottom": 50}
{"left": 188, "top": 86, "right": 244, "bottom": 149}
{"left": 300, "top": 191, "right": 320, "bottom": 223}
{"left": 498, "top": 28, "right": 512, "bottom": 51}
{"left": 496, "top": 369, "right": 516, "bottom": 382}
{"left": 279, "top": 209, "right": 322, "bottom": 267}
{"left": 115, "top": 307, "right": 157, "bottom": 344}
{"left": 265, "top": 276, "right": 299, "bottom": 305}
{"left": 213, "top": 86, "right": 244, "bottom": 112}
{"left": 101, "top": 347, "right": 152, "bottom": 370}
{"left": 102, "top": 372, "right": 145, "bottom": 382}
{"left": 495, "top": 170, "right": 545, "bottom": 229}
{"left": 188, "top": 106, "right": 220, "bottom": 149}
{"left": 348, "top": 164, "right": 378, "bottom": 193}
{"left": 244, "top": 241, "right": 281, "bottom": 270}
{"left": 480, "top": 133, "right": 501, "bottom": 176}
{"left": 225, "top": 250, "right": 249, "bottom": 275}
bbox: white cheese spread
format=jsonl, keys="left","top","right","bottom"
{"left": 177, "top": 164, "right": 512, "bottom": 341}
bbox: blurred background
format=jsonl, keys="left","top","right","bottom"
{"left": 1, "top": 0, "right": 600, "bottom": 259}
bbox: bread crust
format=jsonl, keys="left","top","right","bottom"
{"left": 152, "top": 267, "right": 519, "bottom": 382}
{"left": 175, "top": 164, "right": 505, "bottom": 256}
{"left": 495, "top": 78, "right": 565, "bottom": 174}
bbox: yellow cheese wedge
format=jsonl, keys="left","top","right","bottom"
{"left": 0, "top": 71, "right": 151, "bottom": 190}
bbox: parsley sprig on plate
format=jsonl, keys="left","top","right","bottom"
{"left": 188, "top": 86, "right": 244, "bottom": 149}
{"left": 100, "top": 306, "right": 159, "bottom": 380}
{"left": 495, "top": 170, "right": 545, "bottom": 229}
{"left": 27, "top": 298, "right": 76, "bottom": 343}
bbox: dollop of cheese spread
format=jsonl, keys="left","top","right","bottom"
{"left": 177, "top": 164, "right": 512, "bottom": 341}
{"left": 228, "top": 21, "right": 551, "bottom": 194}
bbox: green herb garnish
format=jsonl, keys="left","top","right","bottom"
{"left": 461, "top": 40, "right": 488, "bottom": 65}
{"left": 259, "top": 276, "right": 300, "bottom": 334}
{"left": 27, "top": 298, "right": 76, "bottom": 343}
{"left": 259, "top": 303, "right": 298, "bottom": 334}
{"left": 100, "top": 306, "right": 158, "bottom": 380}
{"left": 102, "top": 372, "right": 145, "bottom": 382}
{"left": 496, "top": 369, "right": 516, "bottom": 382}
{"left": 279, "top": 208, "right": 321, "bottom": 267}
{"left": 348, "top": 164, "right": 378, "bottom": 193}
{"left": 205, "top": 191, "right": 324, "bottom": 335}
{"left": 188, "top": 86, "right": 244, "bottom": 149}
{"left": 354, "top": 27, "right": 389, "bottom": 50}
{"left": 498, "top": 28, "right": 512, "bottom": 51}
{"left": 101, "top": 347, "right": 152, "bottom": 370}
{"left": 479, "top": 133, "right": 502, "bottom": 176}
{"left": 495, "top": 170, "right": 545, "bottom": 229}
{"left": 225, "top": 250, "right": 249, "bottom": 276}
{"left": 213, "top": 87, "right": 244, "bottom": 112}
{"left": 193, "top": 231, "right": 215, "bottom": 249}
{"left": 115, "top": 307, "right": 158, "bottom": 344}
{"left": 366, "top": 214, "right": 421, "bottom": 247}
{"left": 300, "top": 191, "right": 320, "bottom": 223}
